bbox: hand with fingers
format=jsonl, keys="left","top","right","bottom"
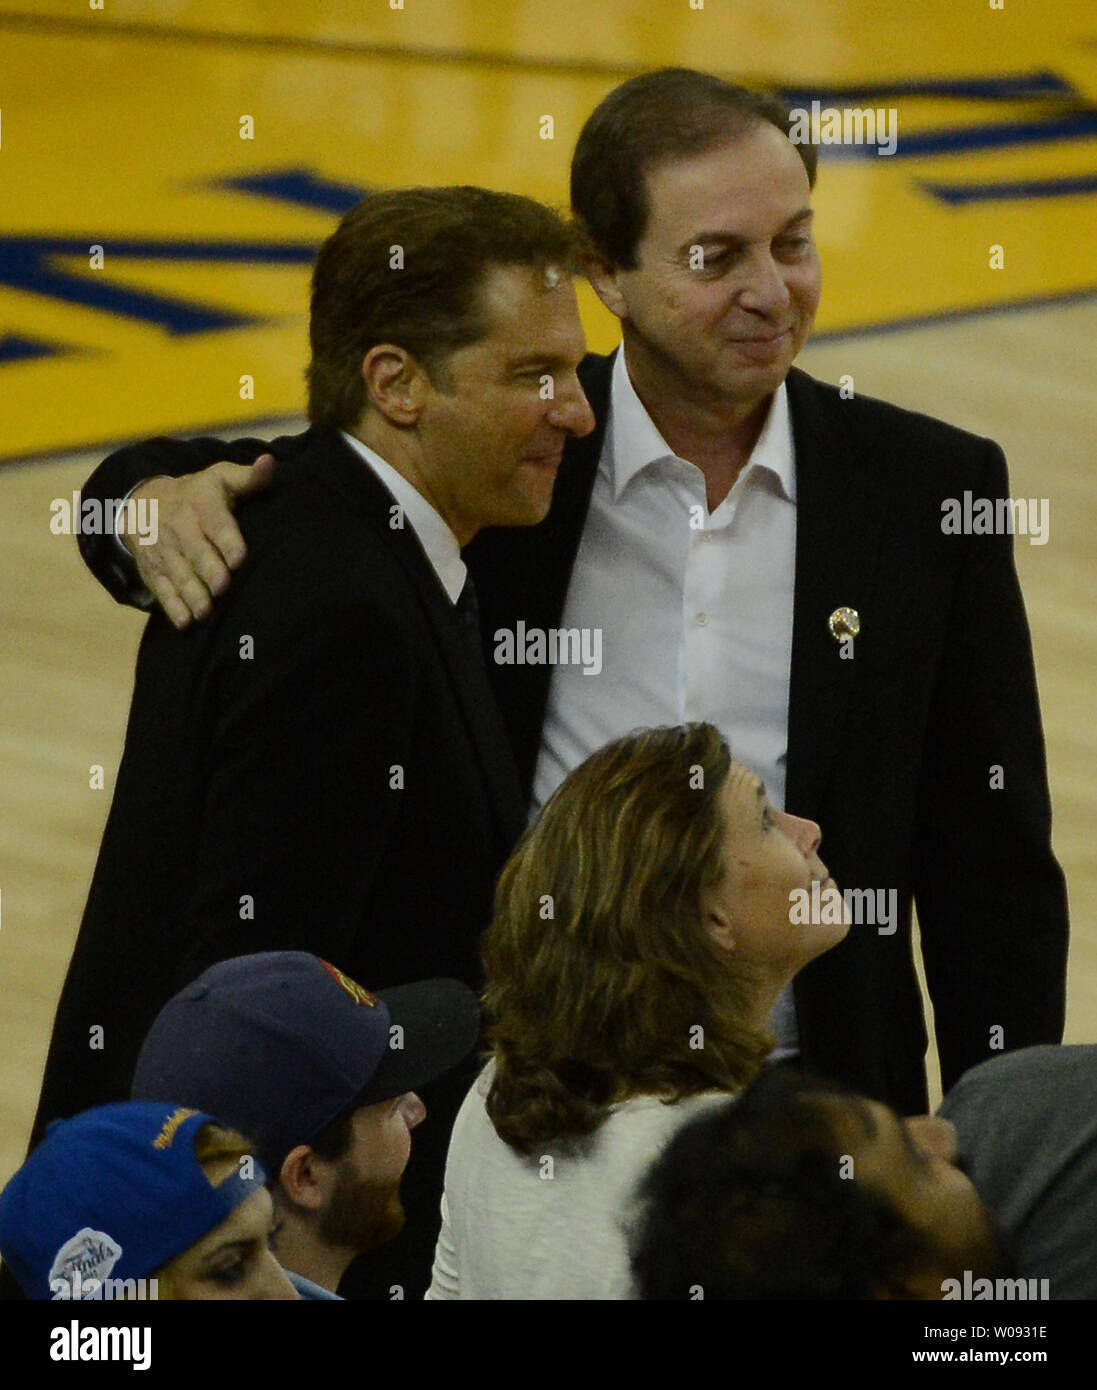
{"left": 123, "top": 453, "right": 276, "bottom": 629}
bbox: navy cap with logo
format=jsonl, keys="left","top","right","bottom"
{"left": 131, "top": 953, "right": 481, "bottom": 1174}
{"left": 0, "top": 1101, "right": 267, "bottom": 1300}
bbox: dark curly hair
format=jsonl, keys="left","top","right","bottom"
{"left": 629, "top": 1069, "right": 948, "bottom": 1299}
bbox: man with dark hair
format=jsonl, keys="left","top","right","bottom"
{"left": 569, "top": 67, "right": 818, "bottom": 269}
{"left": 628, "top": 1067, "right": 1004, "bottom": 1300}
{"left": 478, "top": 68, "right": 1067, "bottom": 1111}
{"left": 74, "top": 70, "right": 1065, "bottom": 1116}
{"left": 24, "top": 184, "right": 594, "bottom": 1298}
{"left": 131, "top": 953, "right": 481, "bottom": 1298}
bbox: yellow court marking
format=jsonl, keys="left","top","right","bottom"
{"left": 3, "top": 0, "right": 1096, "bottom": 85}
{"left": 2, "top": 1, "right": 1096, "bottom": 459}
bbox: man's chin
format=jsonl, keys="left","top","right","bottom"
{"left": 320, "top": 1186, "right": 406, "bottom": 1255}
{"left": 362, "top": 1212, "right": 405, "bottom": 1253}
{"left": 723, "top": 356, "right": 792, "bottom": 394}
{"left": 502, "top": 494, "right": 555, "bottom": 530}
{"left": 359, "top": 1191, "right": 406, "bottom": 1249}
{"left": 373, "top": 1196, "right": 406, "bottom": 1249}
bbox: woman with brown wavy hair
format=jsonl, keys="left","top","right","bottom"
{"left": 426, "top": 722, "right": 848, "bottom": 1299}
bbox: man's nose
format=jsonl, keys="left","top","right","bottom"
{"left": 738, "top": 251, "right": 792, "bottom": 317}
{"left": 399, "top": 1091, "right": 427, "bottom": 1129}
{"left": 550, "top": 380, "right": 596, "bottom": 438}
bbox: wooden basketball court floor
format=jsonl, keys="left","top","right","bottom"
{"left": 1, "top": 1, "right": 1096, "bottom": 1187}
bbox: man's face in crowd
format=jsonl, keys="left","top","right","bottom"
{"left": 603, "top": 121, "right": 822, "bottom": 410}
{"left": 414, "top": 264, "right": 595, "bottom": 544}
{"left": 827, "top": 1096, "right": 1000, "bottom": 1293}
{"left": 318, "top": 1091, "right": 426, "bottom": 1253}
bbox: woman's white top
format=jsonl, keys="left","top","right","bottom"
{"left": 426, "top": 1061, "right": 732, "bottom": 1300}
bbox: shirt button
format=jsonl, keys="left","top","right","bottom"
{"left": 696, "top": 612, "right": 708, "bottom": 626}
{"left": 699, "top": 531, "right": 713, "bottom": 542}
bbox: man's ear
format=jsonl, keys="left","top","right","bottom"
{"left": 278, "top": 1145, "right": 332, "bottom": 1213}
{"left": 584, "top": 254, "right": 629, "bottom": 322}
{"left": 360, "top": 344, "right": 431, "bottom": 426}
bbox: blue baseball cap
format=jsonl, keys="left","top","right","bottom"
{"left": 0, "top": 1101, "right": 267, "bottom": 1300}
{"left": 132, "top": 953, "right": 480, "bottom": 1174}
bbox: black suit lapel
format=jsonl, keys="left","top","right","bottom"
{"left": 304, "top": 428, "right": 528, "bottom": 849}
{"left": 784, "top": 368, "right": 892, "bottom": 818}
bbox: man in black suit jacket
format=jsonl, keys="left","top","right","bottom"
{"left": 24, "top": 185, "right": 594, "bottom": 1297}
{"left": 467, "top": 351, "right": 1067, "bottom": 1115}
{"left": 73, "top": 73, "right": 1067, "bottom": 1123}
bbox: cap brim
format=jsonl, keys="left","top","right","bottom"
{"left": 357, "top": 979, "right": 481, "bottom": 1104}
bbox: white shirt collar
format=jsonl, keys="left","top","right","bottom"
{"left": 340, "top": 431, "right": 466, "bottom": 604}
{"left": 607, "top": 346, "right": 796, "bottom": 504}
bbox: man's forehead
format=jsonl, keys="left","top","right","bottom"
{"left": 478, "top": 261, "right": 571, "bottom": 309}
{"left": 641, "top": 129, "right": 812, "bottom": 234}
{"left": 649, "top": 121, "right": 806, "bottom": 187}
{"left": 476, "top": 264, "right": 583, "bottom": 349}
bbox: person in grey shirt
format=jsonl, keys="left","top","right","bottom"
{"left": 938, "top": 1044, "right": 1097, "bottom": 1300}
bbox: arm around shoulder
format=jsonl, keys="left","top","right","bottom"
{"left": 80, "top": 435, "right": 278, "bottom": 620}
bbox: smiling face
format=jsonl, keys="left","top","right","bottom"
{"left": 597, "top": 122, "right": 822, "bottom": 415}
{"left": 701, "top": 761, "right": 848, "bottom": 983}
{"left": 412, "top": 263, "right": 596, "bottom": 544}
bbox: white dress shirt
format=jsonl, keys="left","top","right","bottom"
{"left": 531, "top": 347, "right": 800, "bottom": 1051}
{"left": 339, "top": 431, "right": 465, "bottom": 603}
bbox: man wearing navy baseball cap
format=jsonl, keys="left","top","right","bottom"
{"left": 131, "top": 952, "right": 480, "bottom": 1297}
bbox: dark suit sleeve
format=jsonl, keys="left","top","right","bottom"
{"left": 913, "top": 440, "right": 1068, "bottom": 1091}
{"left": 78, "top": 435, "right": 274, "bottom": 607}
{"left": 177, "top": 559, "right": 418, "bottom": 979}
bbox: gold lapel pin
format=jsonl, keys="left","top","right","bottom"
{"left": 828, "top": 606, "right": 861, "bottom": 641}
